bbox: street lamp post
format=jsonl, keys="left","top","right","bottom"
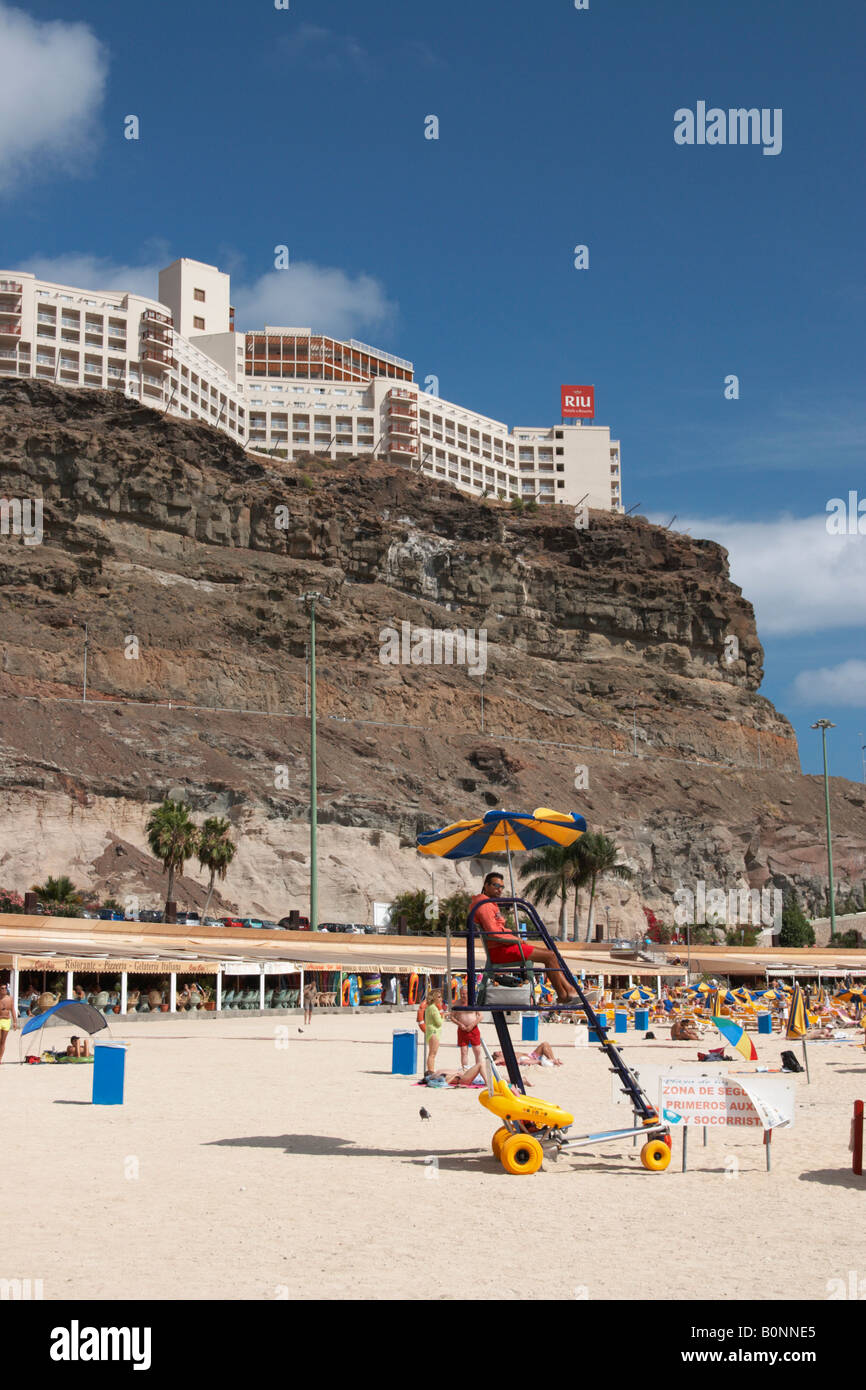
{"left": 811, "top": 719, "right": 837, "bottom": 941}
{"left": 299, "top": 593, "right": 328, "bottom": 931}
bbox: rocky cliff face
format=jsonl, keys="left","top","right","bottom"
{"left": 0, "top": 378, "right": 863, "bottom": 929}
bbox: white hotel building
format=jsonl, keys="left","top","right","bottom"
{"left": 0, "top": 258, "right": 623, "bottom": 511}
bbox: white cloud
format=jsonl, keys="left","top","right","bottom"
{"left": 17, "top": 250, "right": 397, "bottom": 345}
{"left": 653, "top": 512, "right": 866, "bottom": 637}
{"left": 233, "top": 262, "right": 397, "bottom": 341}
{"left": 280, "top": 23, "right": 373, "bottom": 75}
{"left": 0, "top": 2, "right": 107, "bottom": 193}
{"left": 18, "top": 253, "right": 160, "bottom": 299}
{"left": 791, "top": 660, "right": 866, "bottom": 708}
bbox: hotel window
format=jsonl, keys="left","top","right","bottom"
{"left": 194, "top": 316, "right": 205, "bottom": 331}
{"left": 194, "top": 289, "right": 205, "bottom": 302}
{"left": 555, "top": 431, "right": 563, "bottom": 439}
{"left": 555, "top": 448, "right": 564, "bottom": 456}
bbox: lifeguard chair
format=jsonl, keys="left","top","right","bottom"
{"left": 456, "top": 896, "right": 671, "bottom": 1174}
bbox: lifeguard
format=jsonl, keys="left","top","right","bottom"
{"left": 468, "top": 872, "right": 579, "bottom": 1005}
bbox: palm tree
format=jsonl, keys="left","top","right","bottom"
{"left": 31, "top": 875, "right": 84, "bottom": 917}
{"left": 520, "top": 845, "right": 583, "bottom": 940}
{"left": 572, "top": 833, "right": 634, "bottom": 941}
{"left": 198, "top": 817, "right": 237, "bottom": 919}
{"left": 145, "top": 798, "right": 199, "bottom": 920}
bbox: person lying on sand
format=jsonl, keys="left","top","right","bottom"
{"left": 424, "top": 1063, "right": 487, "bottom": 1088}
{"left": 66, "top": 1035, "right": 92, "bottom": 1058}
{"left": 493, "top": 1043, "right": 563, "bottom": 1067}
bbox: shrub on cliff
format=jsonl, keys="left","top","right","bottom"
{"left": 779, "top": 891, "right": 815, "bottom": 947}
{"left": 0, "top": 890, "right": 24, "bottom": 913}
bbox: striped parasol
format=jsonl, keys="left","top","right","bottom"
{"left": 417, "top": 807, "right": 586, "bottom": 905}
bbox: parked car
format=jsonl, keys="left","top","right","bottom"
{"left": 183, "top": 912, "right": 201, "bottom": 926}
{"left": 240, "top": 918, "right": 263, "bottom": 930}
{"left": 221, "top": 917, "right": 243, "bottom": 930}
{"left": 139, "top": 909, "right": 164, "bottom": 923}
{"left": 98, "top": 909, "right": 124, "bottom": 921}
{"left": 278, "top": 915, "right": 311, "bottom": 931}
{"left": 202, "top": 917, "right": 222, "bottom": 928}
{"left": 259, "top": 919, "right": 280, "bottom": 929}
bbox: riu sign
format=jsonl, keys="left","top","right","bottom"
{"left": 561, "top": 385, "right": 595, "bottom": 418}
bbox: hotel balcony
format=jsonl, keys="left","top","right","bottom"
{"left": 0, "top": 321, "right": 21, "bottom": 340}
{"left": 141, "top": 323, "right": 173, "bottom": 349}
{"left": 390, "top": 438, "right": 419, "bottom": 456}
{"left": 142, "top": 308, "right": 172, "bottom": 328}
{"left": 389, "top": 417, "right": 418, "bottom": 436}
{"left": 141, "top": 347, "right": 176, "bottom": 370}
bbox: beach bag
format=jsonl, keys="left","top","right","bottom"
{"left": 483, "top": 982, "right": 533, "bottom": 1008}
{"left": 781, "top": 1050, "right": 804, "bottom": 1073}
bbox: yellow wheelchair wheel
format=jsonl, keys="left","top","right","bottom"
{"left": 491, "top": 1126, "right": 510, "bottom": 1159}
{"left": 500, "top": 1133, "right": 544, "bottom": 1176}
{"left": 640, "top": 1139, "right": 672, "bottom": 1171}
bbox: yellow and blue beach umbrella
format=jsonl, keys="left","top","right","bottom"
{"left": 621, "top": 986, "right": 654, "bottom": 1004}
{"left": 786, "top": 982, "right": 808, "bottom": 1039}
{"left": 417, "top": 806, "right": 586, "bottom": 905}
{"left": 835, "top": 986, "right": 866, "bottom": 1006}
{"left": 417, "top": 807, "right": 586, "bottom": 859}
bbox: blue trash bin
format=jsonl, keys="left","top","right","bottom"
{"left": 92, "top": 1042, "right": 128, "bottom": 1105}
{"left": 614, "top": 1010, "right": 628, "bottom": 1034}
{"left": 521, "top": 1014, "right": 540, "bottom": 1043}
{"left": 588, "top": 1023, "right": 605, "bottom": 1043}
{"left": 391, "top": 1030, "right": 417, "bottom": 1076}
{"left": 635, "top": 1008, "right": 650, "bottom": 1030}
{"left": 758, "top": 1012, "right": 772, "bottom": 1035}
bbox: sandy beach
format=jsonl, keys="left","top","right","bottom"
{"left": 5, "top": 1012, "right": 866, "bottom": 1302}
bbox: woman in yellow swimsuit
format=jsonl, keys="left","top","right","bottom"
{"left": 0, "top": 984, "right": 17, "bottom": 1065}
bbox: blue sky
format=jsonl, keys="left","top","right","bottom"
{"left": 1, "top": 0, "right": 864, "bottom": 781}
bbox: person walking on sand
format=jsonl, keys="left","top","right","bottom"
{"left": 303, "top": 979, "right": 318, "bottom": 1025}
{"left": 0, "top": 984, "right": 17, "bottom": 1064}
{"left": 424, "top": 989, "right": 445, "bottom": 1073}
{"left": 469, "top": 872, "right": 579, "bottom": 1005}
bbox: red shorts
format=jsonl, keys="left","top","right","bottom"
{"left": 457, "top": 1025, "right": 481, "bottom": 1047}
{"left": 488, "top": 942, "right": 535, "bottom": 966}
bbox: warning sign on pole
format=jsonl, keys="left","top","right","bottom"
{"left": 659, "top": 1073, "right": 795, "bottom": 1130}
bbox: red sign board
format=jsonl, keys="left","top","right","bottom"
{"left": 561, "top": 385, "right": 595, "bottom": 418}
